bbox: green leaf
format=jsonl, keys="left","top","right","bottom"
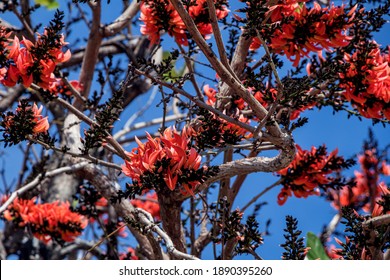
{"left": 162, "top": 51, "right": 188, "bottom": 82}
{"left": 35, "top": 0, "right": 59, "bottom": 9}
{"left": 306, "top": 232, "right": 330, "bottom": 260}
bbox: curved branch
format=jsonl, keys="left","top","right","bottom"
{"left": 74, "top": 160, "right": 157, "bottom": 260}
{"left": 102, "top": 0, "right": 140, "bottom": 36}
{"left": 180, "top": 140, "right": 295, "bottom": 201}
{"left": 135, "top": 208, "right": 199, "bottom": 260}
{"left": 0, "top": 162, "right": 90, "bottom": 214}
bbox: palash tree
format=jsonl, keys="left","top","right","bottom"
{"left": 0, "top": 0, "right": 389, "bottom": 260}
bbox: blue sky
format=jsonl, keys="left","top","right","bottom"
{"left": 1, "top": 0, "right": 389, "bottom": 260}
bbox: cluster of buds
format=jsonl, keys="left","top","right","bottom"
{"left": 1, "top": 101, "right": 49, "bottom": 146}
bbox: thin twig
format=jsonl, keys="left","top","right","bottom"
{"left": 133, "top": 68, "right": 256, "bottom": 133}
{"left": 206, "top": 0, "right": 236, "bottom": 79}
{"left": 241, "top": 179, "right": 282, "bottom": 212}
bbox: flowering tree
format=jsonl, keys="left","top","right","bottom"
{"left": 0, "top": 0, "right": 389, "bottom": 260}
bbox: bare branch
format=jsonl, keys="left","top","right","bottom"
{"left": 134, "top": 208, "right": 199, "bottom": 260}
{"left": 0, "top": 162, "right": 90, "bottom": 214}
{"left": 102, "top": 0, "right": 140, "bottom": 36}
{"left": 77, "top": 2, "right": 103, "bottom": 105}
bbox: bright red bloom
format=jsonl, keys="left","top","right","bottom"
{"left": 339, "top": 42, "right": 390, "bottom": 120}
{"left": 0, "top": 25, "right": 71, "bottom": 90}
{"left": 31, "top": 103, "right": 50, "bottom": 134}
{"left": 250, "top": 1, "right": 355, "bottom": 67}
{"left": 140, "top": 0, "right": 228, "bottom": 46}
{"left": 2, "top": 102, "right": 49, "bottom": 135}
{"left": 122, "top": 126, "right": 204, "bottom": 195}
{"left": 277, "top": 145, "right": 345, "bottom": 205}
{"left": 330, "top": 148, "right": 390, "bottom": 213}
{"left": 3, "top": 198, "right": 87, "bottom": 243}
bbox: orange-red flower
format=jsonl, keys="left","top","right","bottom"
{"left": 339, "top": 42, "right": 390, "bottom": 120}
{"left": 0, "top": 25, "right": 71, "bottom": 90}
{"left": 122, "top": 126, "right": 204, "bottom": 195}
{"left": 330, "top": 148, "right": 390, "bottom": 213}
{"left": 3, "top": 198, "right": 87, "bottom": 243}
{"left": 277, "top": 145, "right": 345, "bottom": 205}
{"left": 2, "top": 102, "right": 50, "bottom": 136}
{"left": 139, "top": 0, "right": 228, "bottom": 46}
{"left": 250, "top": 1, "right": 356, "bottom": 67}
{"left": 31, "top": 103, "right": 50, "bottom": 134}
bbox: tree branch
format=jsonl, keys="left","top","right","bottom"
{"left": 0, "top": 162, "right": 90, "bottom": 214}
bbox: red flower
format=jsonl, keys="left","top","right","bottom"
{"left": 139, "top": 0, "right": 228, "bottom": 46}
{"left": 31, "top": 103, "right": 50, "bottom": 134}
{"left": 122, "top": 126, "right": 204, "bottom": 195}
{"left": 250, "top": 1, "right": 355, "bottom": 67}
{"left": 0, "top": 26, "right": 71, "bottom": 90}
{"left": 3, "top": 198, "right": 87, "bottom": 243}
{"left": 2, "top": 102, "right": 49, "bottom": 135}
{"left": 330, "top": 149, "right": 390, "bottom": 213}
{"left": 340, "top": 42, "right": 390, "bottom": 120}
{"left": 277, "top": 145, "right": 344, "bottom": 205}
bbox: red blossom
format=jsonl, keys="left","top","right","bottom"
{"left": 330, "top": 148, "right": 390, "bottom": 213}
{"left": 339, "top": 42, "right": 390, "bottom": 120}
{"left": 122, "top": 126, "right": 204, "bottom": 195}
{"left": 2, "top": 102, "right": 50, "bottom": 135}
{"left": 277, "top": 145, "right": 345, "bottom": 205}
{"left": 0, "top": 26, "right": 71, "bottom": 90}
{"left": 250, "top": 1, "right": 356, "bottom": 67}
{"left": 140, "top": 0, "right": 228, "bottom": 46}
{"left": 3, "top": 198, "right": 87, "bottom": 243}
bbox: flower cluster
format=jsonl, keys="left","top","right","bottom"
{"left": 250, "top": 1, "right": 356, "bottom": 66}
{"left": 1, "top": 100, "right": 49, "bottom": 146}
{"left": 122, "top": 127, "right": 207, "bottom": 195}
{"left": 131, "top": 192, "right": 161, "bottom": 221}
{"left": 339, "top": 42, "right": 390, "bottom": 120}
{"left": 3, "top": 198, "right": 87, "bottom": 243}
{"left": 330, "top": 148, "right": 390, "bottom": 214}
{"left": 140, "top": 0, "right": 229, "bottom": 46}
{"left": 0, "top": 24, "right": 70, "bottom": 90}
{"left": 277, "top": 145, "right": 349, "bottom": 205}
